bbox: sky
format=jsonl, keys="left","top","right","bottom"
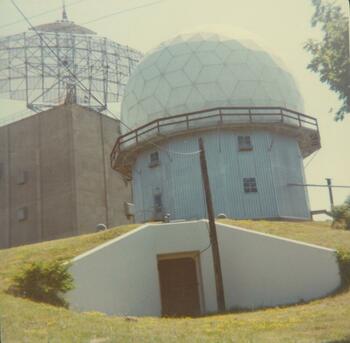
{"left": 0, "top": 0, "right": 349, "bottom": 217}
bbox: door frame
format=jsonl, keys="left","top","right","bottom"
{"left": 156, "top": 251, "right": 205, "bottom": 315}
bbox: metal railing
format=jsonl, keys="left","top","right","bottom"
{"left": 111, "top": 106, "right": 319, "bottom": 164}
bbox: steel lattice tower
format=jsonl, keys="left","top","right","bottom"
{"left": 0, "top": 6, "right": 143, "bottom": 112}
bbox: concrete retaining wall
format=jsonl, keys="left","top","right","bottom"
{"left": 67, "top": 220, "right": 341, "bottom": 316}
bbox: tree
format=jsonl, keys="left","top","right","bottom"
{"left": 304, "top": 0, "right": 350, "bottom": 120}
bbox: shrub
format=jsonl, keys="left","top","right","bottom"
{"left": 10, "top": 260, "right": 74, "bottom": 307}
{"left": 337, "top": 250, "right": 350, "bottom": 291}
{"left": 331, "top": 201, "right": 350, "bottom": 230}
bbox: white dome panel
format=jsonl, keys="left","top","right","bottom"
{"left": 121, "top": 31, "right": 304, "bottom": 131}
{"left": 154, "top": 79, "right": 171, "bottom": 107}
{"left": 196, "top": 64, "right": 223, "bottom": 83}
{"left": 155, "top": 49, "right": 173, "bottom": 71}
{"left": 165, "top": 70, "right": 190, "bottom": 88}
{"left": 184, "top": 55, "right": 202, "bottom": 82}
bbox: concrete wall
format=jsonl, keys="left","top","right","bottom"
{"left": 132, "top": 130, "right": 310, "bottom": 222}
{"left": 72, "top": 107, "right": 131, "bottom": 234}
{"left": 67, "top": 220, "right": 340, "bottom": 316}
{"left": 40, "top": 106, "right": 77, "bottom": 241}
{"left": 0, "top": 104, "right": 131, "bottom": 248}
{"left": 0, "top": 125, "right": 10, "bottom": 248}
{"left": 0, "top": 106, "right": 77, "bottom": 247}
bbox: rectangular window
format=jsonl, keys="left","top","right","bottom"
{"left": 149, "top": 151, "right": 160, "bottom": 167}
{"left": 238, "top": 136, "right": 253, "bottom": 151}
{"left": 243, "top": 178, "right": 257, "bottom": 193}
{"left": 16, "top": 207, "right": 28, "bottom": 221}
{"left": 154, "top": 193, "right": 163, "bottom": 213}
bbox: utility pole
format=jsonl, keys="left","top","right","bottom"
{"left": 198, "top": 137, "right": 226, "bottom": 312}
{"left": 326, "top": 178, "right": 335, "bottom": 210}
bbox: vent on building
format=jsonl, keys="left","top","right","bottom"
{"left": 124, "top": 202, "right": 135, "bottom": 218}
{"left": 16, "top": 170, "right": 27, "bottom": 185}
{"left": 238, "top": 136, "right": 253, "bottom": 151}
{"left": 149, "top": 151, "right": 160, "bottom": 168}
{"left": 16, "top": 207, "right": 28, "bottom": 221}
{"left": 243, "top": 178, "right": 257, "bottom": 193}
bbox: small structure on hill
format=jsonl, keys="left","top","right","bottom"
{"left": 79, "top": 31, "right": 338, "bottom": 318}
{"left": 67, "top": 220, "right": 340, "bottom": 317}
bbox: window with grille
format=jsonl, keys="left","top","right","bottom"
{"left": 149, "top": 151, "right": 160, "bottom": 167}
{"left": 243, "top": 178, "right": 257, "bottom": 193}
{"left": 238, "top": 136, "right": 253, "bottom": 151}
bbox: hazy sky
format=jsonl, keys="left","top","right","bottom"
{"left": 0, "top": 0, "right": 349, "bottom": 216}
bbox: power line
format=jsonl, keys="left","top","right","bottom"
{"left": 0, "top": 0, "right": 89, "bottom": 29}
{"left": 2, "top": 0, "right": 167, "bottom": 34}
{"left": 81, "top": 0, "right": 167, "bottom": 26}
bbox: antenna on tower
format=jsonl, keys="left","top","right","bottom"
{"left": 62, "top": 0, "right": 68, "bottom": 21}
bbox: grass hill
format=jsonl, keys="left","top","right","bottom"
{"left": 0, "top": 220, "right": 350, "bottom": 342}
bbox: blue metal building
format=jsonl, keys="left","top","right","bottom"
{"left": 111, "top": 32, "right": 321, "bottom": 222}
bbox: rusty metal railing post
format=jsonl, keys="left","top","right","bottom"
{"left": 248, "top": 108, "right": 252, "bottom": 123}
{"left": 219, "top": 108, "right": 223, "bottom": 125}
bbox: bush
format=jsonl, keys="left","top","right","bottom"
{"left": 331, "top": 200, "right": 350, "bottom": 230}
{"left": 10, "top": 260, "right": 74, "bottom": 307}
{"left": 337, "top": 250, "right": 350, "bottom": 291}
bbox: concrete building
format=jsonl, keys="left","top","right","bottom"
{"left": 111, "top": 32, "right": 321, "bottom": 222}
{"left": 0, "top": 104, "right": 131, "bottom": 249}
{"left": 67, "top": 220, "right": 340, "bottom": 317}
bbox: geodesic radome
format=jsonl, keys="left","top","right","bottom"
{"left": 121, "top": 32, "right": 304, "bottom": 130}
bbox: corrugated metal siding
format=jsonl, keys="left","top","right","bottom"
{"left": 270, "top": 134, "right": 310, "bottom": 219}
{"left": 132, "top": 130, "right": 310, "bottom": 222}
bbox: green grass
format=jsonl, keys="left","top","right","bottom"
{"left": 220, "top": 219, "right": 350, "bottom": 251}
{"left": 1, "top": 220, "right": 350, "bottom": 342}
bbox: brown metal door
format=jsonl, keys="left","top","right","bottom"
{"left": 158, "top": 257, "right": 201, "bottom": 317}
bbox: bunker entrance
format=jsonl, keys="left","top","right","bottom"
{"left": 157, "top": 253, "right": 201, "bottom": 317}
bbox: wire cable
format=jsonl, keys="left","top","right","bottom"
{"left": 81, "top": 0, "right": 167, "bottom": 26}
{"left": 304, "top": 150, "right": 320, "bottom": 169}
{"left": 0, "top": 0, "right": 89, "bottom": 29}
{"left": 151, "top": 143, "right": 201, "bottom": 156}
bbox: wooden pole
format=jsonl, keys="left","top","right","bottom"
{"left": 326, "top": 178, "right": 335, "bottom": 210}
{"left": 198, "top": 137, "right": 226, "bottom": 312}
